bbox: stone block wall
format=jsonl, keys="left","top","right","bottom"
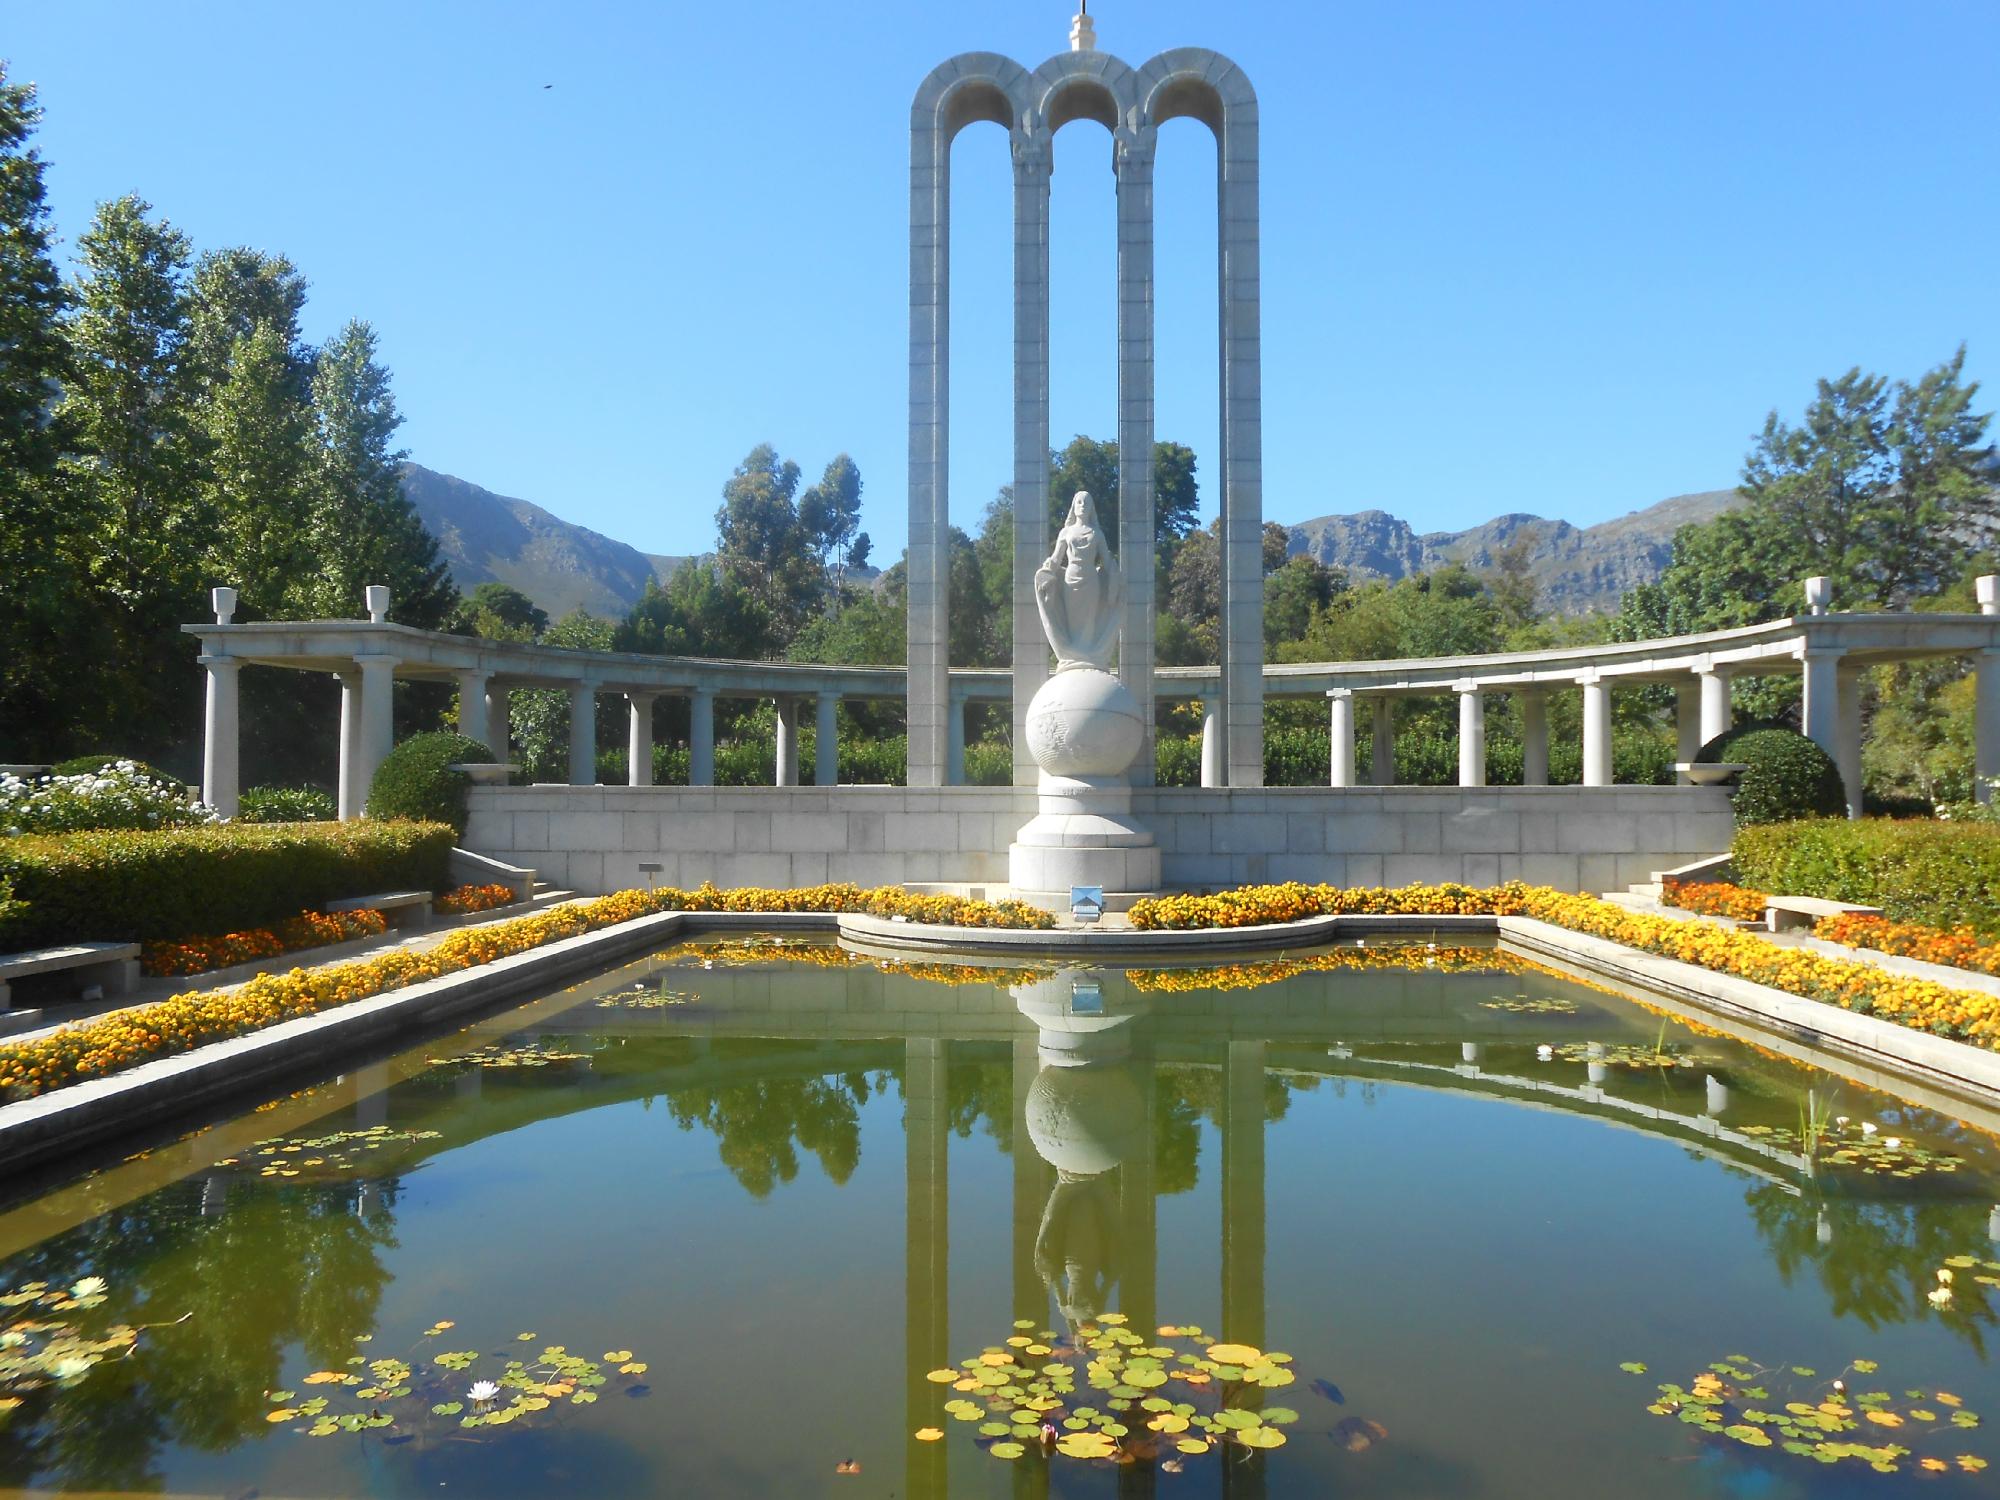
{"left": 464, "top": 784, "right": 1734, "bottom": 897}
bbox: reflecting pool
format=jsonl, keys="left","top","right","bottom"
{"left": 1, "top": 936, "right": 1997, "bottom": 1497}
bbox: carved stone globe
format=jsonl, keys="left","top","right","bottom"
{"left": 1025, "top": 1062, "right": 1146, "bottom": 1178}
{"left": 1025, "top": 666, "right": 1144, "bottom": 778}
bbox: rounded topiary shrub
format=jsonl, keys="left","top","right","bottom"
{"left": 1695, "top": 722, "right": 1847, "bottom": 825}
{"left": 365, "top": 732, "right": 494, "bottom": 834}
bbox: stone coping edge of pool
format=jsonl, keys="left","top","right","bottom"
{"left": 5, "top": 902, "right": 2000, "bottom": 1178}
{"left": 1496, "top": 916, "right": 2000, "bottom": 1106}
{"left": 0, "top": 906, "right": 842, "bottom": 1178}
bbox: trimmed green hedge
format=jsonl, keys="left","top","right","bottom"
{"left": 0, "top": 820, "right": 456, "bottom": 950}
{"left": 1732, "top": 818, "right": 2000, "bottom": 937}
{"left": 1696, "top": 723, "right": 1846, "bottom": 825}
{"left": 367, "top": 732, "right": 494, "bottom": 833}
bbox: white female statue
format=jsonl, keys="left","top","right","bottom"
{"left": 1034, "top": 491, "right": 1123, "bottom": 671}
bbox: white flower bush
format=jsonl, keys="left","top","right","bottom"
{"left": 0, "top": 761, "right": 221, "bottom": 836}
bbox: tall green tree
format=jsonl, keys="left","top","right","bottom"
{"left": 203, "top": 322, "right": 314, "bottom": 615}
{"left": 452, "top": 581, "right": 549, "bottom": 641}
{"left": 617, "top": 563, "right": 773, "bottom": 659}
{"left": 56, "top": 194, "right": 204, "bottom": 757}
{"left": 185, "top": 247, "right": 309, "bottom": 395}
{"left": 1046, "top": 435, "right": 1201, "bottom": 557}
{"left": 0, "top": 65, "right": 77, "bottom": 754}
{"left": 302, "top": 320, "right": 455, "bottom": 626}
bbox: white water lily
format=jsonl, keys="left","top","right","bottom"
{"left": 1885, "top": 1137, "right": 1903, "bottom": 1150}
{"left": 1928, "top": 1286, "right": 1953, "bottom": 1308}
{"left": 468, "top": 1380, "right": 501, "bottom": 1403}
{"left": 1938, "top": 1268, "right": 1955, "bottom": 1284}
{"left": 1834, "top": 1116, "right": 1850, "bottom": 1128}
{"left": 1861, "top": 1122, "right": 1879, "bottom": 1136}
{"left": 1536, "top": 1044, "right": 1554, "bottom": 1061}
{"left": 70, "top": 1276, "right": 107, "bottom": 1299}
{"left": 50, "top": 1356, "right": 96, "bottom": 1381}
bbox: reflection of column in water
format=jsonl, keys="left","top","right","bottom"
{"left": 1222, "top": 1039, "right": 1268, "bottom": 1500}
{"left": 199, "top": 1175, "right": 229, "bottom": 1218}
{"left": 455, "top": 1067, "right": 483, "bottom": 1100}
{"left": 1817, "top": 1210, "right": 1833, "bottom": 1246}
{"left": 1989, "top": 1203, "right": 2000, "bottom": 1242}
{"left": 1460, "top": 1042, "right": 1484, "bottom": 1069}
{"left": 1120, "top": 1035, "right": 1157, "bottom": 1340}
{"left": 1585, "top": 1041, "right": 1608, "bottom": 1088}
{"left": 1013, "top": 1035, "right": 1051, "bottom": 1324}
{"left": 355, "top": 1063, "right": 390, "bottom": 1128}
{"left": 1705, "top": 1075, "right": 1730, "bottom": 1117}
{"left": 904, "top": 1037, "right": 949, "bottom": 1500}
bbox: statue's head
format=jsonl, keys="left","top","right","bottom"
{"left": 1070, "top": 491, "right": 1096, "bottom": 526}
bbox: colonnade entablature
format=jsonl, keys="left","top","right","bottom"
{"left": 186, "top": 572, "right": 2000, "bottom": 821}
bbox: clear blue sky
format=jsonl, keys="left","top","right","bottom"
{"left": 11, "top": 1, "right": 1997, "bottom": 563}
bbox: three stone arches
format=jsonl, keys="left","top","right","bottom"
{"left": 908, "top": 48, "right": 1263, "bottom": 789}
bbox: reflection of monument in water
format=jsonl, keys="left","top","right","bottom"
{"left": 1016, "top": 972, "right": 1149, "bottom": 1331}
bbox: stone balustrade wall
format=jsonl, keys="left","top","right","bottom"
{"left": 464, "top": 785, "right": 1733, "bottom": 897}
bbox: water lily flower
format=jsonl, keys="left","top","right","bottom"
{"left": 70, "top": 1276, "right": 107, "bottom": 1299}
{"left": 1834, "top": 1116, "right": 1849, "bottom": 1128}
{"left": 1885, "top": 1137, "right": 1902, "bottom": 1150}
{"left": 1929, "top": 1286, "right": 1954, "bottom": 1308}
{"left": 468, "top": 1380, "right": 501, "bottom": 1403}
{"left": 1536, "top": 1044, "right": 1554, "bottom": 1061}
{"left": 1861, "top": 1122, "right": 1879, "bottom": 1136}
{"left": 1938, "top": 1268, "right": 1954, "bottom": 1284}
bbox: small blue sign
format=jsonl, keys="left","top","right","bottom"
{"left": 1070, "top": 979, "right": 1103, "bottom": 1015}
{"left": 1070, "top": 885, "right": 1104, "bottom": 923}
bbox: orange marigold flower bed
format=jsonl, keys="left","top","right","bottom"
{"left": 0, "top": 883, "right": 1053, "bottom": 1103}
{"left": 1128, "top": 881, "right": 2000, "bottom": 1053}
{"left": 1814, "top": 911, "right": 2000, "bottom": 978}
{"left": 141, "top": 908, "right": 390, "bottom": 978}
{"left": 1660, "top": 879, "right": 1769, "bottom": 923}
{"left": 435, "top": 883, "right": 518, "bottom": 916}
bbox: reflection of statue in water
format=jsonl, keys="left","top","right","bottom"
{"left": 1034, "top": 491, "right": 1123, "bottom": 671}
{"left": 1023, "top": 1047, "right": 1145, "bottom": 1331}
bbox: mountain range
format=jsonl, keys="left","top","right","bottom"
{"left": 401, "top": 461, "right": 1742, "bottom": 622}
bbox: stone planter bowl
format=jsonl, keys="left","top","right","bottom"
{"left": 1676, "top": 762, "right": 1750, "bottom": 787}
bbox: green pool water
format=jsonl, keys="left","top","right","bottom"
{"left": 0, "top": 935, "right": 1996, "bottom": 1498}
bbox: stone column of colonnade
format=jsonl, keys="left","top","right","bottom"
{"left": 1116, "top": 120, "right": 1158, "bottom": 786}
{"left": 626, "top": 693, "right": 656, "bottom": 787}
{"left": 1012, "top": 121, "right": 1053, "bottom": 788}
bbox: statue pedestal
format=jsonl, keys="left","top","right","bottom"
{"left": 1009, "top": 774, "right": 1161, "bottom": 912}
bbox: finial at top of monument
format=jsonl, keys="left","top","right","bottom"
{"left": 1069, "top": 1, "right": 1096, "bottom": 52}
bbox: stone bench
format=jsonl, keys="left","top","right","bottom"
{"left": 1765, "top": 894, "right": 1883, "bottom": 934}
{"left": 0, "top": 942, "right": 141, "bottom": 1010}
{"left": 325, "top": 890, "right": 433, "bottom": 932}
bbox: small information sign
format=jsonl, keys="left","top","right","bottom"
{"left": 1070, "top": 978, "right": 1103, "bottom": 1015}
{"left": 1070, "top": 885, "right": 1104, "bottom": 924}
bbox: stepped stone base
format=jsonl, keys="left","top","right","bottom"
{"left": 1009, "top": 774, "right": 1161, "bottom": 912}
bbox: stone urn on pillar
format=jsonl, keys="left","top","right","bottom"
{"left": 1009, "top": 492, "right": 1162, "bottom": 910}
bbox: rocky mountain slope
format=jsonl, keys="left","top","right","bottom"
{"left": 399, "top": 463, "right": 685, "bottom": 620}
{"left": 1285, "top": 488, "right": 1744, "bottom": 614}
{"left": 401, "top": 460, "right": 1741, "bottom": 621}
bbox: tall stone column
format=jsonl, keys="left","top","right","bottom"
{"left": 199, "top": 654, "right": 241, "bottom": 818}
{"left": 1978, "top": 649, "right": 2000, "bottom": 805}
{"left": 1115, "top": 124, "right": 1157, "bottom": 786}
{"left": 946, "top": 686, "right": 968, "bottom": 786}
{"left": 689, "top": 686, "right": 715, "bottom": 787}
{"left": 775, "top": 698, "right": 800, "bottom": 788}
{"left": 456, "top": 671, "right": 491, "bottom": 750}
{"left": 1326, "top": 689, "right": 1355, "bottom": 787}
{"left": 816, "top": 691, "right": 840, "bottom": 788}
{"left": 1455, "top": 682, "right": 1485, "bottom": 788}
{"left": 1520, "top": 691, "right": 1548, "bottom": 787}
{"left": 1371, "top": 697, "right": 1395, "bottom": 785}
{"left": 1012, "top": 126, "right": 1053, "bottom": 789}
{"left": 1697, "top": 663, "right": 1732, "bottom": 744}
{"left": 907, "top": 95, "right": 952, "bottom": 791}
{"left": 1200, "top": 694, "right": 1223, "bottom": 788}
{"left": 1674, "top": 680, "right": 1701, "bottom": 784}
{"left": 1579, "top": 672, "right": 1612, "bottom": 787}
{"left": 626, "top": 693, "right": 656, "bottom": 788}
{"left": 1219, "top": 99, "right": 1264, "bottom": 788}
{"left": 485, "top": 684, "right": 512, "bottom": 760}
{"left": 336, "top": 670, "right": 364, "bottom": 820}
{"left": 567, "top": 682, "right": 597, "bottom": 787}
{"left": 355, "top": 653, "right": 398, "bottom": 810}
{"left": 904, "top": 1037, "right": 949, "bottom": 1500}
